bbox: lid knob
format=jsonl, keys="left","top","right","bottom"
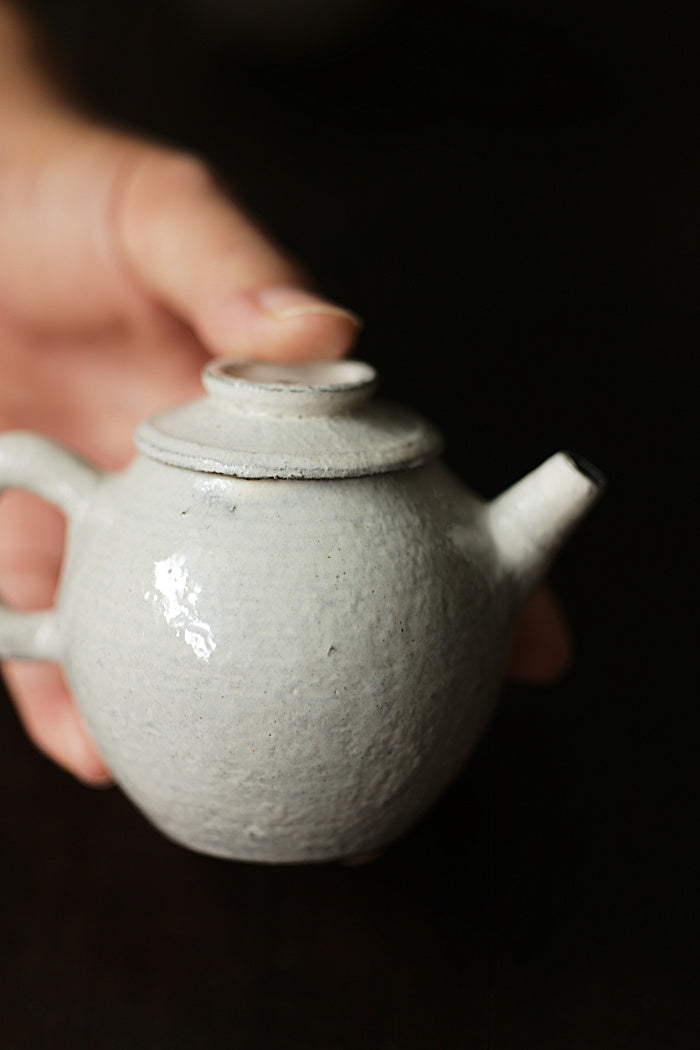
{"left": 202, "top": 359, "right": 378, "bottom": 417}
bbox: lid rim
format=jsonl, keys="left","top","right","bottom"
{"left": 135, "top": 426, "right": 444, "bottom": 479}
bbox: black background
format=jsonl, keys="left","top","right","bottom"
{"left": 1, "top": 1, "right": 697, "bottom": 1046}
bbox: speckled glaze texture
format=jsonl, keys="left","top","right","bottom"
{"left": 0, "top": 360, "right": 603, "bottom": 862}
{"left": 61, "top": 460, "right": 505, "bottom": 861}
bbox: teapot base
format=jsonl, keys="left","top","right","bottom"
{"left": 140, "top": 806, "right": 397, "bottom": 865}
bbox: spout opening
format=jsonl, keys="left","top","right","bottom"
{"left": 563, "top": 451, "right": 607, "bottom": 491}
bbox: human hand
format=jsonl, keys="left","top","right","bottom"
{"left": 0, "top": 104, "right": 363, "bottom": 782}
{"left": 0, "top": 102, "right": 571, "bottom": 787}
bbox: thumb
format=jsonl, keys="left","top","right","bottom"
{"left": 116, "top": 151, "right": 362, "bottom": 361}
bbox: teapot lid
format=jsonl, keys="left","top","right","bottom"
{"left": 135, "top": 359, "right": 443, "bottom": 478}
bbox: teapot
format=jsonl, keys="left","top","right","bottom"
{"left": 0, "top": 359, "right": 603, "bottom": 863}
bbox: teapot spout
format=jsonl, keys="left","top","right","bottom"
{"left": 486, "top": 451, "right": 605, "bottom": 609}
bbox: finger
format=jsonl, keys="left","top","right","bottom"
{"left": 3, "top": 660, "right": 111, "bottom": 785}
{"left": 507, "top": 584, "right": 574, "bottom": 684}
{"left": 117, "top": 151, "right": 362, "bottom": 361}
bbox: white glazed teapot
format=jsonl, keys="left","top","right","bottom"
{"left": 0, "top": 359, "right": 603, "bottom": 863}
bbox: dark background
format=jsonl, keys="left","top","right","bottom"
{"left": 1, "top": 1, "right": 697, "bottom": 1045}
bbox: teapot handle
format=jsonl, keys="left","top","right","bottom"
{"left": 0, "top": 433, "right": 102, "bottom": 661}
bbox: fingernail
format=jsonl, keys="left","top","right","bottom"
{"left": 79, "top": 769, "right": 114, "bottom": 789}
{"left": 256, "top": 287, "right": 363, "bottom": 328}
{"left": 67, "top": 717, "right": 113, "bottom": 787}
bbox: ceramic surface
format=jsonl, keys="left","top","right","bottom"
{"left": 0, "top": 360, "right": 603, "bottom": 862}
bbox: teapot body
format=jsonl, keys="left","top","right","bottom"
{"left": 60, "top": 454, "right": 509, "bottom": 862}
{"left": 1, "top": 359, "right": 603, "bottom": 862}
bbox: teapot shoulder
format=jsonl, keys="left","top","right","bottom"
{"left": 89, "top": 455, "right": 487, "bottom": 541}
